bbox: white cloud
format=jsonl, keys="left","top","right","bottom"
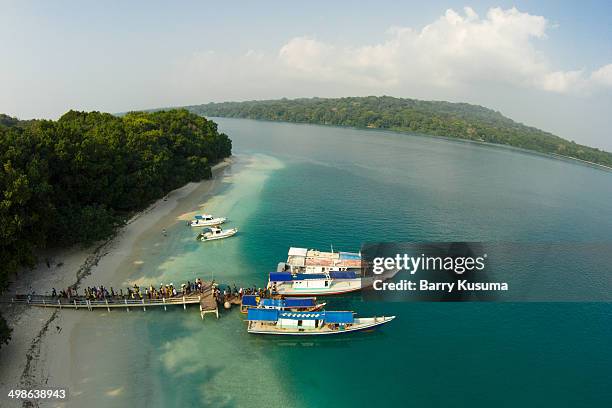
{"left": 591, "top": 64, "right": 612, "bottom": 87}
{"left": 540, "top": 70, "right": 587, "bottom": 93}
{"left": 155, "top": 6, "right": 612, "bottom": 150}
{"left": 168, "top": 6, "right": 612, "bottom": 107}
{"left": 274, "top": 7, "right": 611, "bottom": 95}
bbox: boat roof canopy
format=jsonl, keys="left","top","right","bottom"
{"left": 194, "top": 214, "right": 212, "bottom": 219}
{"left": 295, "top": 273, "right": 327, "bottom": 280}
{"left": 245, "top": 297, "right": 317, "bottom": 308}
{"left": 241, "top": 295, "right": 258, "bottom": 306}
{"left": 329, "top": 271, "right": 358, "bottom": 279}
{"left": 324, "top": 311, "right": 354, "bottom": 323}
{"left": 269, "top": 272, "right": 293, "bottom": 282}
{"left": 288, "top": 247, "right": 308, "bottom": 257}
{"left": 260, "top": 298, "right": 284, "bottom": 307}
{"left": 247, "top": 308, "right": 279, "bottom": 321}
{"left": 268, "top": 271, "right": 357, "bottom": 281}
{"left": 279, "top": 311, "right": 354, "bottom": 323}
{"left": 284, "top": 298, "right": 316, "bottom": 307}
{"left": 248, "top": 309, "right": 354, "bottom": 323}
{"left": 268, "top": 272, "right": 328, "bottom": 281}
{"left": 279, "top": 311, "right": 324, "bottom": 320}
{"left": 339, "top": 251, "right": 361, "bottom": 260}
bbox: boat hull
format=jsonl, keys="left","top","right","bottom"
{"left": 248, "top": 316, "right": 395, "bottom": 335}
{"left": 269, "top": 277, "right": 373, "bottom": 296}
{"left": 271, "top": 285, "right": 362, "bottom": 296}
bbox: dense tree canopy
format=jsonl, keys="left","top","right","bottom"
{"left": 190, "top": 96, "right": 612, "bottom": 168}
{"left": 0, "top": 109, "right": 231, "bottom": 346}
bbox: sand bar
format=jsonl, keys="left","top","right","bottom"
{"left": 0, "top": 158, "right": 232, "bottom": 407}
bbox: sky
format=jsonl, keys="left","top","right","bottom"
{"left": 1, "top": 0, "right": 611, "bottom": 149}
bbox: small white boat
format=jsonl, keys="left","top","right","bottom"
{"left": 196, "top": 226, "right": 238, "bottom": 241}
{"left": 246, "top": 309, "right": 395, "bottom": 335}
{"left": 189, "top": 214, "right": 226, "bottom": 227}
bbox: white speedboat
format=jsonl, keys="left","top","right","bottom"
{"left": 189, "top": 214, "right": 226, "bottom": 227}
{"left": 196, "top": 226, "right": 238, "bottom": 241}
{"left": 246, "top": 309, "right": 395, "bottom": 335}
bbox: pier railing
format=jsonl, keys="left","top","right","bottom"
{"left": 2, "top": 280, "right": 241, "bottom": 319}
{"left": 6, "top": 294, "right": 210, "bottom": 312}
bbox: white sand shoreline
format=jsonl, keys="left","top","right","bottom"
{"left": 0, "top": 158, "right": 233, "bottom": 407}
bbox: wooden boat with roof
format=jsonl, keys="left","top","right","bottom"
{"left": 278, "top": 247, "right": 362, "bottom": 274}
{"left": 240, "top": 295, "right": 326, "bottom": 313}
{"left": 267, "top": 271, "right": 373, "bottom": 296}
{"left": 246, "top": 309, "right": 395, "bottom": 335}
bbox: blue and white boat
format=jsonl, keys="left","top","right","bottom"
{"left": 240, "top": 295, "right": 326, "bottom": 313}
{"left": 267, "top": 271, "right": 371, "bottom": 296}
{"left": 190, "top": 214, "right": 226, "bottom": 227}
{"left": 246, "top": 309, "right": 395, "bottom": 335}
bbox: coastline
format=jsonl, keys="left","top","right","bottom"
{"left": 0, "top": 158, "right": 232, "bottom": 407}
{"left": 209, "top": 116, "right": 612, "bottom": 172}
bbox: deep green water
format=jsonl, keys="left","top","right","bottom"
{"left": 67, "top": 118, "right": 611, "bottom": 407}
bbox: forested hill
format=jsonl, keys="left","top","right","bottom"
{"left": 188, "top": 96, "right": 612, "bottom": 168}
{"left": 0, "top": 109, "right": 231, "bottom": 346}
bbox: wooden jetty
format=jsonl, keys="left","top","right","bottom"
{"left": 8, "top": 291, "right": 219, "bottom": 318}
{"left": 199, "top": 290, "right": 219, "bottom": 319}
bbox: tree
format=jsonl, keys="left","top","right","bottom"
{"left": 189, "top": 96, "right": 612, "bottom": 167}
{"left": 0, "top": 109, "right": 232, "bottom": 347}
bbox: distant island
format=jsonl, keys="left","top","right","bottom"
{"left": 187, "top": 96, "right": 612, "bottom": 168}
{"left": 0, "top": 109, "right": 231, "bottom": 346}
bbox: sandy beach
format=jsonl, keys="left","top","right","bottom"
{"left": 0, "top": 158, "right": 232, "bottom": 408}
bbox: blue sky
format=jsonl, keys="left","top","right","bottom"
{"left": 1, "top": 0, "right": 611, "bottom": 149}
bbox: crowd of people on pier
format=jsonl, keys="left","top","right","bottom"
{"left": 45, "top": 278, "right": 212, "bottom": 301}
{"left": 212, "top": 285, "right": 272, "bottom": 304}
{"left": 36, "top": 279, "right": 273, "bottom": 305}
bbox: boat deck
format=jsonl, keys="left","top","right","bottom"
{"left": 287, "top": 249, "right": 361, "bottom": 269}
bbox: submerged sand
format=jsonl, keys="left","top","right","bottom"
{"left": 0, "top": 159, "right": 232, "bottom": 408}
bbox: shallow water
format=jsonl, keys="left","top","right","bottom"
{"left": 65, "top": 118, "right": 611, "bottom": 407}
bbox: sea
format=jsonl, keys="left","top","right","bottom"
{"left": 64, "top": 118, "right": 612, "bottom": 408}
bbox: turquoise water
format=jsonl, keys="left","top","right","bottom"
{"left": 67, "top": 118, "right": 611, "bottom": 407}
